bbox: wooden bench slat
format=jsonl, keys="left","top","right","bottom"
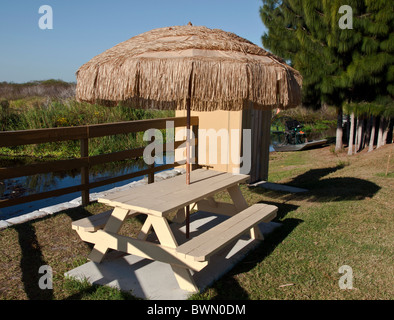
{"left": 176, "top": 204, "right": 265, "bottom": 255}
{"left": 184, "top": 204, "right": 277, "bottom": 261}
{"left": 191, "top": 208, "right": 276, "bottom": 261}
{"left": 177, "top": 203, "right": 270, "bottom": 255}
{"left": 71, "top": 211, "right": 113, "bottom": 232}
{"left": 176, "top": 204, "right": 277, "bottom": 262}
{"left": 72, "top": 210, "right": 139, "bottom": 232}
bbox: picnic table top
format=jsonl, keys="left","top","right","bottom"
{"left": 98, "top": 169, "right": 249, "bottom": 217}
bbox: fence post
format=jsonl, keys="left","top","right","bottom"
{"left": 80, "top": 137, "right": 89, "bottom": 206}
{"left": 0, "top": 117, "right": 195, "bottom": 209}
{"left": 148, "top": 164, "right": 155, "bottom": 184}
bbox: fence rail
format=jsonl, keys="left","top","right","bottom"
{"left": 0, "top": 116, "right": 199, "bottom": 209}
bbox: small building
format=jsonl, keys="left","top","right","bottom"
{"left": 176, "top": 107, "right": 272, "bottom": 184}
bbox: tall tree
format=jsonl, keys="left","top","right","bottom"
{"left": 260, "top": 0, "right": 393, "bottom": 151}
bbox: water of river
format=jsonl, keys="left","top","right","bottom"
{"left": 1, "top": 145, "right": 279, "bottom": 221}
{"left": 0, "top": 154, "right": 174, "bottom": 220}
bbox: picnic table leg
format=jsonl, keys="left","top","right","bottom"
{"left": 172, "top": 207, "right": 186, "bottom": 224}
{"left": 171, "top": 266, "right": 199, "bottom": 292}
{"left": 250, "top": 227, "right": 264, "bottom": 240}
{"left": 88, "top": 207, "right": 130, "bottom": 263}
{"left": 172, "top": 204, "right": 196, "bottom": 224}
{"left": 227, "top": 185, "right": 264, "bottom": 240}
{"left": 137, "top": 216, "right": 153, "bottom": 240}
{"left": 149, "top": 215, "right": 199, "bottom": 292}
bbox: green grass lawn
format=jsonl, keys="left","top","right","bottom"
{"left": 0, "top": 144, "right": 393, "bottom": 300}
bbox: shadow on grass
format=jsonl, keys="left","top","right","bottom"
{"left": 298, "top": 176, "right": 380, "bottom": 202}
{"left": 12, "top": 206, "right": 95, "bottom": 300}
{"left": 257, "top": 164, "right": 381, "bottom": 203}
{"left": 13, "top": 222, "right": 54, "bottom": 300}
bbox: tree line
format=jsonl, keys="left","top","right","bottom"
{"left": 260, "top": 0, "right": 393, "bottom": 153}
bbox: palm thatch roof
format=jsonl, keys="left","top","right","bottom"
{"left": 76, "top": 25, "right": 302, "bottom": 111}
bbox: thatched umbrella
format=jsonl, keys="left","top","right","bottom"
{"left": 76, "top": 24, "right": 302, "bottom": 238}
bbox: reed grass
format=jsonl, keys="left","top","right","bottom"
{"left": 0, "top": 97, "right": 174, "bottom": 159}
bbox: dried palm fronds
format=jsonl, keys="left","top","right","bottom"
{"left": 76, "top": 25, "right": 302, "bottom": 111}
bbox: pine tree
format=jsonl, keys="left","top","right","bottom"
{"left": 260, "top": 0, "right": 393, "bottom": 151}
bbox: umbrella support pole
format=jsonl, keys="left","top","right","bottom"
{"left": 186, "top": 102, "right": 191, "bottom": 185}
{"left": 185, "top": 68, "right": 193, "bottom": 239}
{"left": 185, "top": 205, "right": 190, "bottom": 239}
{"left": 185, "top": 105, "right": 191, "bottom": 238}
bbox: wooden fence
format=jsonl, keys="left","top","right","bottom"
{"left": 0, "top": 116, "right": 199, "bottom": 209}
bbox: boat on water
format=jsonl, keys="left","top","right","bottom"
{"left": 273, "top": 139, "right": 328, "bottom": 152}
{"left": 271, "top": 119, "right": 328, "bottom": 152}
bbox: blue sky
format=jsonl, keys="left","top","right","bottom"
{"left": 0, "top": 1, "right": 267, "bottom": 83}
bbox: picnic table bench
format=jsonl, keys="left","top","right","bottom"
{"left": 72, "top": 169, "right": 277, "bottom": 292}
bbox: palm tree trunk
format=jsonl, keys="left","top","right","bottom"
{"left": 348, "top": 112, "right": 355, "bottom": 155}
{"left": 368, "top": 115, "right": 376, "bottom": 152}
{"left": 356, "top": 116, "right": 363, "bottom": 152}
{"left": 361, "top": 117, "right": 367, "bottom": 151}
{"left": 335, "top": 107, "right": 343, "bottom": 151}
{"left": 382, "top": 119, "right": 390, "bottom": 146}
{"left": 377, "top": 116, "right": 385, "bottom": 149}
{"left": 365, "top": 116, "right": 372, "bottom": 148}
{"left": 346, "top": 114, "right": 351, "bottom": 146}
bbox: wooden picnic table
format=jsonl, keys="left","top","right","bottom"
{"left": 72, "top": 169, "right": 277, "bottom": 292}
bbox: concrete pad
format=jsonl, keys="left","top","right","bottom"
{"left": 249, "top": 181, "right": 308, "bottom": 193}
{"left": 65, "top": 211, "right": 281, "bottom": 300}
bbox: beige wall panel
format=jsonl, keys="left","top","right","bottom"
{"left": 175, "top": 110, "right": 242, "bottom": 174}
{"left": 175, "top": 108, "right": 270, "bottom": 181}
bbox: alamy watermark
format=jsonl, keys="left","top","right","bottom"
{"left": 38, "top": 265, "right": 53, "bottom": 290}
{"left": 142, "top": 121, "right": 252, "bottom": 175}
{"left": 37, "top": 5, "right": 353, "bottom": 31}
{"left": 338, "top": 5, "right": 353, "bottom": 30}
{"left": 338, "top": 265, "right": 353, "bottom": 289}
{"left": 36, "top": 263, "right": 355, "bottom": 291}
{"left": 38, "top": 5, "right": 53, "bottom": 30}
